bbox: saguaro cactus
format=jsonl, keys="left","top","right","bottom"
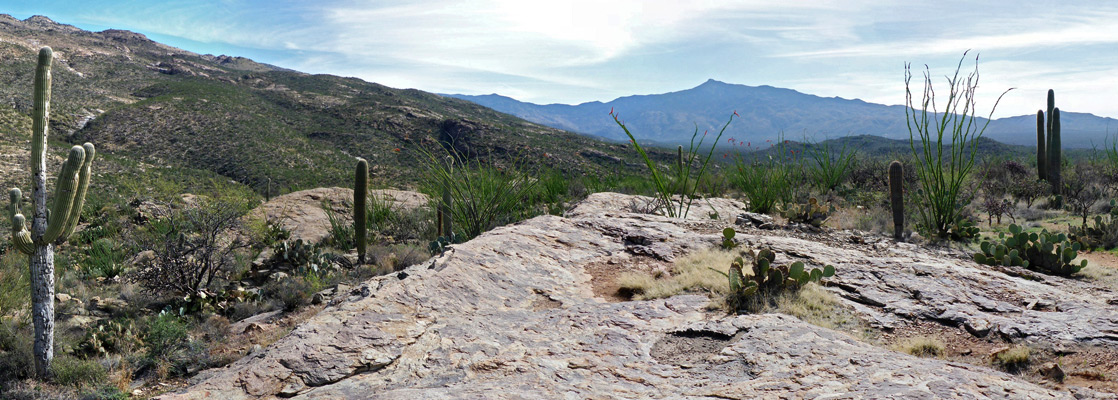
{"left": 1049, "top": 108, "right": 1061, "bottom": 194}
{"left": 1036, "top": 111, "right": 1046, "bottom": 181}
{"left": 1038, "top": 89, "right": 1063, "bottom": 196}
{"left": 888, "top": 160, "right": 904, "bottom": 240}
{"left": 8, "top": 47, "right": 97, "bottom": 377}
{"left": 354, "top": 159, "right": 368, "bottom": 264}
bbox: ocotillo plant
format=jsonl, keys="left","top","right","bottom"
{"left": 354, "top": 158, "right": 368, "bottom": 264}
{"left": 888, "top": 160, "right": 904, "bottom": 240}
{"left": 8, "top": 47, "right": 97, "bottom": 377}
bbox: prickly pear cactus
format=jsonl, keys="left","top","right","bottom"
{"left": 721, "top": 227, "right": 736, "bottom": 249}
{"left": 781, "top": 198, "right": 831, "bottom": 227}
{"left": 974, "top": 224, "right": 1086, "bottom": 276}
{"left": 725, "top": 246, "right": 836, "bottom": 311}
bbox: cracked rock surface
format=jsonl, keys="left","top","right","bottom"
{"left": 162, "top": 193, "right": 1115, "bottom": 399}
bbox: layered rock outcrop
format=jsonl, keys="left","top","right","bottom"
{"left": 164, "top": 193, "right": 1116, "bottom": 399}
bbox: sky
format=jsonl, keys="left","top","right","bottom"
{"left": 3, "top": 0, "right": 1118, "bottom": 119}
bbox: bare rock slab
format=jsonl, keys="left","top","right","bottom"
{"left": 163, "top": 193, "right": 1113, "bottom": 399}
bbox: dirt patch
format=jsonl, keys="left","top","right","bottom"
{"left": 651, "top": 330, "right": 741, "bottom": 367}
{"left": 583, "top": 255, "right": 669, "bottom": 302}
{"left": 530, "top": 290, "right": 562, "bottom": 310}
{"left": 879, "top": 319, "right": 1118, "bottom": 395}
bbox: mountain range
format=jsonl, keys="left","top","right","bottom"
{"left": 447, "top": 79, "right": 1118, "bottom": 149}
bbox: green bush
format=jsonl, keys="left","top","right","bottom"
{"left": 805, "top": 140, "right": 856, "bottom": 192}
{"left": 418, "top": 147, "right": 538, "bottom": 240}
{"left": 0, "top": 251, "right": 29, "bottom": 317}
{"left": 81, "top": 238, "right": 126, "bottom": 279}
{"left": 49, "top": 356, "right": 107, "bottom": 388}
{"left": 261, "top": 276, "right": 315, "bottom": 312}
{"left": 145, "top": 313, "right": 189, "bottom": 364}
{"left": 733, "top": 142, "right": 796, "bottom": 214}
{"left": 0, "top": 321, "right": 34, "bottom": 382}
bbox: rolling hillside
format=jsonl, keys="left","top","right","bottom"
{"left": 0, "top": 15, "right": 649, "bottom": 196}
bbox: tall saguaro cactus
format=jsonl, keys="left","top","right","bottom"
{"left": 8, "top": 47, "right": 97, "bottom": 377}
{"left": 1036, "top": 89, "right": 1062, "bottom": 195}
{"left": 1036, "top": 111, "right": 1046, "bottom": 181}
{"left": 888, "top": 160, "right": 904, "bottom": 240}
{"left": 354, "top": 159, "right": 368, "bottom": 264}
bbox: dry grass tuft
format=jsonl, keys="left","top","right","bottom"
{"left": 894, "top": 335, "right": 946, "bottom": 358}
{"left": 994, "top": 345, "right": 1031, "bottom": 372}
{"left": 616, "top": 248, "right": 738, "bottom": 300}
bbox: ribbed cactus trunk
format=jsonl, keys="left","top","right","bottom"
{"left": 888, "top": 160, "right": 904, "bottom": 240}
{"left": 1050, "top": 108, "right": 1061, "bottom": 195}
{"left": 29, "top": 47, "right": 56, "bottom": 378}
{"left": 1036, "top": 111, "right": 1046, "bottom": 181}
{"left": 354, "top": 159, "right": 368, "bottom": 264}
{"left": 9, "top": 47, "right": 97, "bottom": 377}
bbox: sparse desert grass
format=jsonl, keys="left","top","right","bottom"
{"left": 1078, "top": 252, "right": 1118, "bottom": 290}
{"left": 617, "top": 248, "right": 863, "bottom": 334}
{"left": 616, "top": 248, "right": 738, "bottom": 300}
{"left": 994, "top": 345, "right": 1031, "bottom": 372}
{"left": 894, "top": 336, "right": 945, "bottom": 358}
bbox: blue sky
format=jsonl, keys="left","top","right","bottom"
{"left": 4, "top": 1, "right": 1118, "bottom": 119}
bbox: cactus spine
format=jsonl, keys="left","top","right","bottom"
{"left": 8, "top": 47, "right": 97, "bottom": 377}
{"left": 354, "top": 159, "right": 368, "bottom": 264}
{"left": 888, "top": 160, "right": 904, "bottom": 240}
{"left": 1036, "top": 111, "right": 1046, "bottom": 181}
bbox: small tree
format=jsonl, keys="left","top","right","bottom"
{"left": 131, "top": 199, "right": 251, "bottom": 298}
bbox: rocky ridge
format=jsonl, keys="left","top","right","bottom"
{"left": 161, "top": 193, "right": 1117, "bottom": 399}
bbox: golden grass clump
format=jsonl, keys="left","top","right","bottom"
{"left": 894, "top": 335, "right": 945, "bottom": 358}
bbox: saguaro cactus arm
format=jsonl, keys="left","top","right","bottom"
{"left": 60, "top": 143, "right": 95, "bottom": 241}
{"left": 9, "top": 189, "right": 33, "bottom": 255}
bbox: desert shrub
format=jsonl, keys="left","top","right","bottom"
{"left": 81, "top": 238, "right": 126, "bottom": 279}
{"left": 418, "top": 147, "right": 538, "bottom": 240}
{"left": 0, "top": 251, "right": 29, "bottom": 317}
{"left": 131, "top": 198, "right": 253, "bottom": 299}
{"left": 1010, "top": 177, "right": 1048, "bottom": 209}
{"left": 261, "top": 276, "right": 315, "bottom": 312}
{"left": 1063, "top": 162, "right": 1106, "bottom": 228}
{"left": 980, "top": 195, "right": 1014, "bottom": 225}
{"left": 0, "top": 321, "right": 34, "bottom": 382}
{"left": 323, "top": 205, "right": 355, "bottom": 250}
{"left": 804, "top": 140, "right": 856, "bottom": 192}
{"left": 905, "top": 53, "right": 1009, "bottom": 239}
{"left": 49, "top": 356, "right": 107, "bottom": 389}
{"left": 610, "top": 109, "right": 736, "bottom": 218}
{"left": 733, "top": 148, "right": 795, "bottom": 214}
